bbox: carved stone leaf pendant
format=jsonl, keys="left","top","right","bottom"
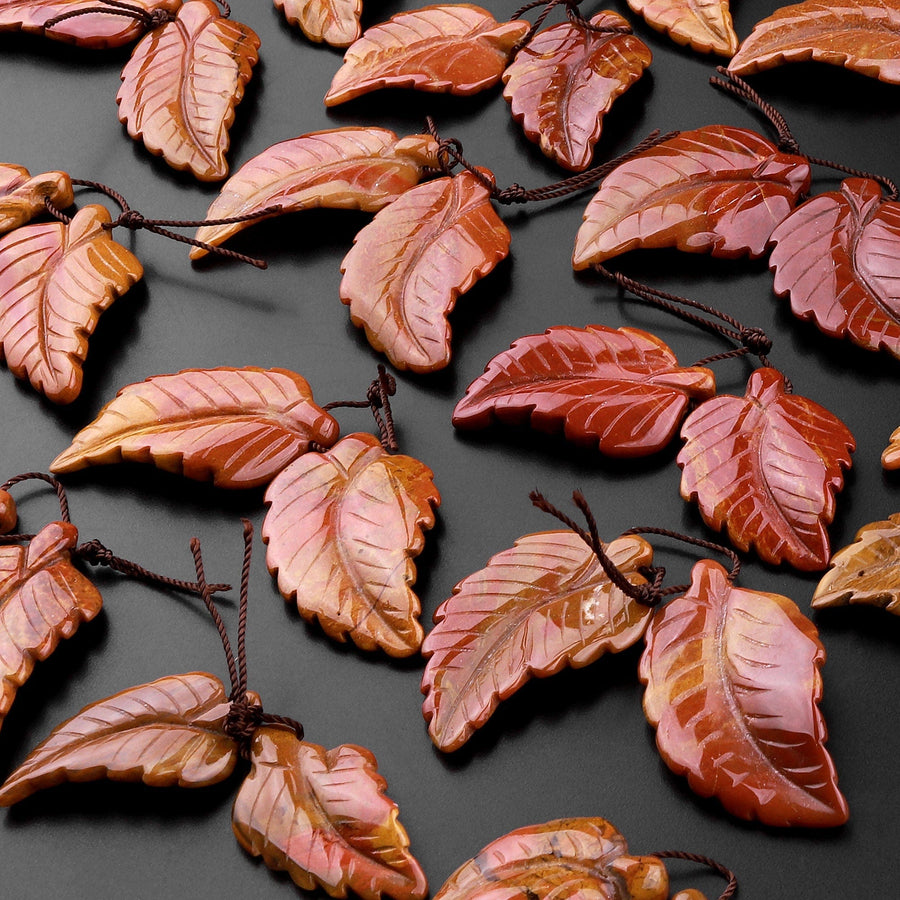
{"left": 626, "top": 0, "right": 738, "bottom": 57}
{"left": 263, "top": 433, "right": 440, "bottom": 657}
{"left": 677, "top": 367, "right": 855, "bottom": 571}
{"left": 0, "top": 163, "right": 73, "bottom": 235}
{"left": 421, "top": 530, "right": 654, "bottom": 753}
{"left": 340, "top": 170, "right": 511, "bottom": 373}
{"left": 769, "top": 178, "right": 900, "bottom": 359}
{"left": 117, "top": 0, "right": 260, "bottom": 181}
{"left": 274, "top": 0, "right": 362, "bottom": 47}
{"left": 729, "top": 0, "right": 900, "bottom": 83}
{"left": 572, "top": 125, "right": 811, "bottom": 268}
{"left": 433, "top": 817, "right": 670, "bottom": 900}
{"left": 812, "top": 513, "right": 900, "bottom": 612}
{"left": 51, "top": 367, "right": 339, "bottom": 489}
{"left": 640, "top": 558, "right": 849, "bottom": 827}
{"left": 0, "top": 672, "right": 241, "bottom": 805}
{"left": 324, "top": 4, "right": 530, "bottom": 106}
{"left": 0, "top": 204, "right": 143, "bottom": 404}
{"left": 885, "top": 426, "right": 900, "bottom": 469}
{"left": 232, "top": 727, "right": 428, "bottom": 900}
{"left": 452, "top": 324, "right": 716, "bottom": 456}
{"left": 191, "top": 129, "right": 440, "bottom": 259}
{"left": 0, "top": 521, "right": 103, "bottom": 736}
{"left": 0, "top": 0, "right": 182, "bottom": 48}
{"left": 501, "top": 12, "right": 652, "bottom": 172}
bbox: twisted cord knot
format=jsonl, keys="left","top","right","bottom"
{"left": 367, "top": 371, "right": 396, "bottom": 407}
{"left": 436, "top": 137, "right": 463, "bottom": 175}
{"left": 115, "top": 209, "right": 146, "bottom": 230}
{"left": 740, "top": 327, "right": 772, "bottom": 356}
{"left": 497, "top": 182, "right": 529, "bottom": 204}
{"left": 224, "top": 693, "right": 265, "bottom": 755}
{"left": 634, "top": 566, "right": 666, "bottom": 607}
{"left": 146, "top": 8, "right": 174, "bottom": 28}
{"left": 76, "top": 538, "right": 116, "bottom": 567}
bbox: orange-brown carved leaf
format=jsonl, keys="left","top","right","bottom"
{"left": 502, "top": 13, "right": 652, "bottom": 172}
{"left": 50, "top": 367, "right": 339, "bottom": 489}
{"left": 340, "top": 171, "right": 510, "bottom": 372}
{"left": 640, "top": 558, "right": 849, "bottom": 827}
{"left": 0, "top": 0, "right": 182, "bottom": 48}
{"left": 433, "top": 817, "right": 669, "bottom": 900}
{"left": 812, "top": 513, "right": 900, "bottom": 612}
{"left": 729, "top": 0, "right": 900, "bottom": 82}
{"left": 324, "top": 4, "right": 530, "bottom": 106}
{"left": 627, "top": 0, "right": 738, "bottom": 57}
{"left": 0, "top": 672, "right": 241, "bottom": 805}
{"left": 421, "top": 530, "right": 654, "bottom": 752}
{"left": 0, "top": 163, "right": 73, "bottom": 235}
{"left": 769, "top": 178, "right": 900, "bottom": 359}
{"left": 572, "top": 125, "right": 811, "bottom": 268}
{"left": 116, "top": 0, "right": 260, "bottom": 181}
{"left": 0, "top": 204, "right": 143, "bottom": 405}
{"left": 884, "top": 425, "right": 900, "bottom": 469}
{"left": 452, "top": 325, "right": 716, "bottom": 457}
{"left": 263, "top": 433, "right": 440, "bottom": 657}
{"left": 191, "top": 129, "right": 440, "bottom": 259}
{"left": 274, "top": 0, "right": 362, "bottom": 47}
{"left": 233, "top": 727, "right": 428, "bottom": 900}
{"left": 677, "top": 367, "right": 855, "bottom": 571}
{"left": 0, "top": 521, "right": 103, "bottom": 735}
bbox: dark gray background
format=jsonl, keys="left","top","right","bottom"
{"left": 1, "top": 2, "right": 899, "bottom": 897}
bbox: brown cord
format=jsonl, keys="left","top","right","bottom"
{"left": 44, "top": 0, "right": 175, "bottom": 30}
{"left": 425, "top": 119, "right": 676, "bottom": 204}
{"left": 806, "top": 156, "right": 899, "bottom": 201}
{"left": 324, "top": 365, "right": 399, "bottom": 452}
{"left": 510, "top": 0, "right": 630, "bottom": 55}
{"left": 1, "top": 472, "right": 70, "bottom": 522}
{"left": 649, "top": 850, "right": 738, "bottom": 900}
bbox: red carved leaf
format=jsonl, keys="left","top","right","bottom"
{"left": 191, "top": 129, "right": 439, "bottom": 259}
{"left": 263, "top": 433, "right": 440, "bottom": 657}
{"left": 274, "top": 0, "right": 362, "bottom": 47}
{"left": 640, "top": 558, "right": 849, "bottom": 827}
{"left": 0, "top": 521, "right": 103, "bottom": 735}
{"left": 452, "top": 324, "right": 716, "bottom": 457}
{"left": 50, "top": 367, "right": 339, "bottom": 489}
{"left": 324, "top": 4, "right": 530, "bottom": 106}
{"left": 421, "top": 530, "right": 654, "bottom": 752}
{"left": 677, "top": 367, "right": 855, "bottom": 571}
{"left": 232, "top": 727, "right": 428, "bottom": 900}
{"left": 0, "top": 0, "right": 182, "bottom": 48}
{"left": 340, "top": 170, "right": 511, "bottom": 372}
{"left": 502, "top": 12, "right": 652, "bottom": 172}
{"left": 572, "top": 125, "right": 811, "bottom": 267}
{"left": 626, "top": 0, "right": 738, "bottom": 57}
{"left": 433, "top": 817, "right": 670, "bottom": 900}
{"left": 0, "top": 204, "right": 143, "bottom": 404}
{"left": 0, "top": 163, "right": 73, "bottom": 235}
{"left": 812, "top": 513, "right": 900, "bottom": 612}
{"left": 884, "top": 425, "right": 900, "bottom": 469}
{"left": 729, "top": 0, "right": 900, "bottom": 83}
{"left": 769, "top": 178, "right": 900, "bottom": 359}
{"left": 117, "top": 0, "right": 260, "bottom": 181}
{"left": 0, "top": 673, "right": 241, "bottom": 805}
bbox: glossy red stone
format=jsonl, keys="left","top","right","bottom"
{"left": 0, "top": 490, "right": 16, "bottom": 534}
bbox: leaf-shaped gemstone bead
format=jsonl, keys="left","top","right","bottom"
{"left": 769, "top": 178, "right": 900, "bottom": 360}
{"left": 0, "top": 163, "right": 73, "bottom": 235}
{"left": 812, "top": 513, "right": 900, "bottom": 612}
{"left": 324, "top": 4, "right": 530, "bottom": 106}
{"left": 433, "top": 817, "right": 669, "bottom": 900}
{"left": 190, "top": 129, "right": 440, "bottom": 259}
{"left": 884, "top": 425, "right": 900, "bottom": 469}
{"left": 274, "top": 0, "right": 362, "bottom": 47}
{"left": 50, "top": 367, "right": 339, "bottom": 489}
{"left": 640, "top": 558, "right": 849, "bottom": 827}
{"left": 729, "top": 0, "right": 900, "bottom": 83}
{"left": 0, "top": 0, "right": 181, "bottom": 48}
{"left": 677, "top": 367, "right": 855, "bottom": 571}
{"left": 263, "top": 433, "right": 440, "bottom": 657}
{"left": 502, "top": 13, "right": 652, "bottom": 172}
{"left": 116, "top": 0, "right": 260, "bottom": 181}
{"left": 340, "top": 170, "right": 511, "bottom": 372}
{"left": 572, "top": 125, "right": 811, "bottom": 268}
{"left": 0, "top": 521, "right": 103, "bottom": 735}
{"left": 0, "top": 672, "right": 241, "bottom": 805}
{"left": 232, "top": 727, "right": 428, "bottom": 900}
{"left": 626, "top": 0, "right": 738, "bottom": 57}
{"left": 0, "top": 204, "right": 143, "bottom": 404}
{"left": 452, "top": 325, "right": 716, "bottom": 457}
{"left": 421, "top": 530, "right": 654, "bottom": 753}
